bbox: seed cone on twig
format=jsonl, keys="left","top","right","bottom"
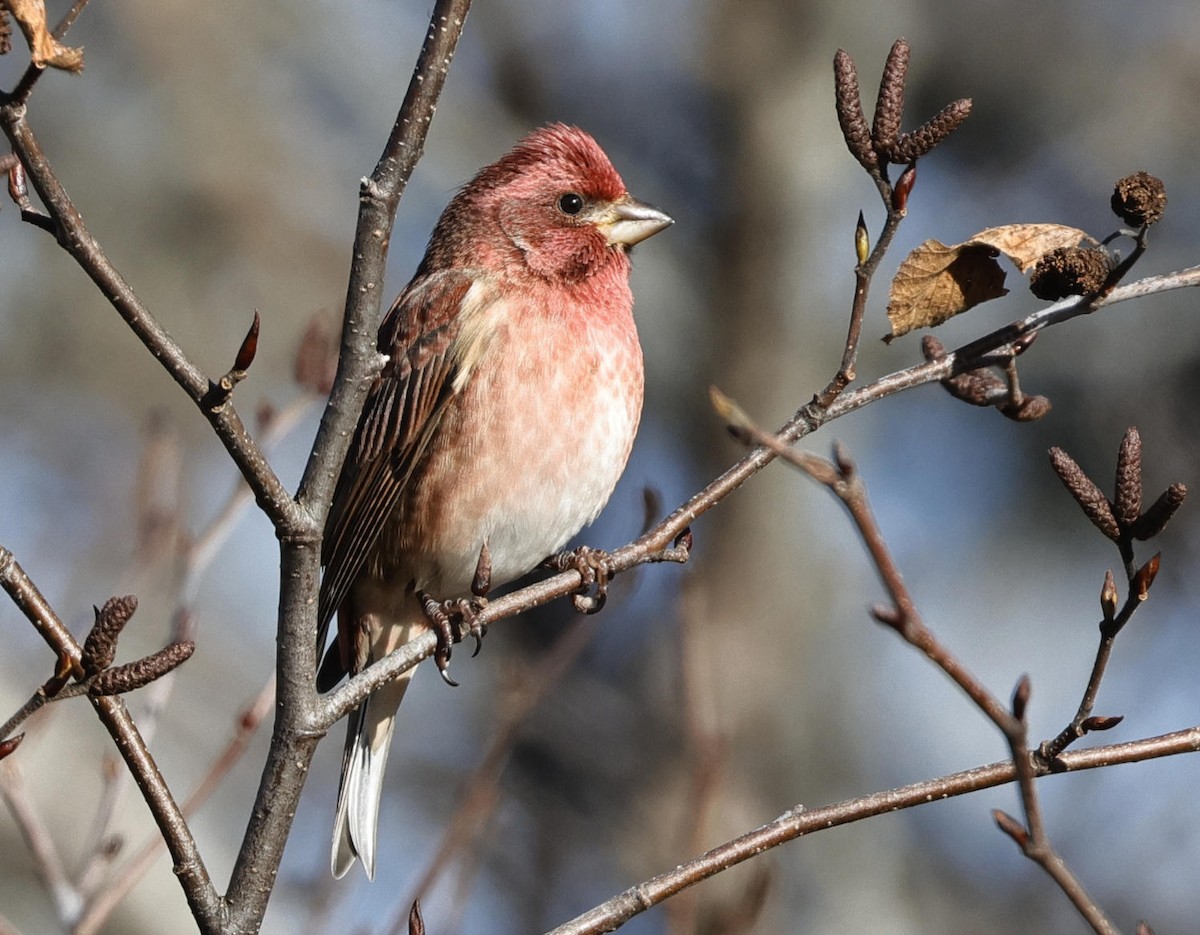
{"left": 1111, "top": 172, "right": 1166, "bottom": 227}
{"left": 82, "top": 595, "right": 139, "bottom": 676}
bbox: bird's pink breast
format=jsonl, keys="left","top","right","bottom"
{"left": 381, "top": 279, "right": 644, "bottom": 595}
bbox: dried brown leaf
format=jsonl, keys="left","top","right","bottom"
{"left": 885, "top": 240, "right": 1008, "bottom": 338}
{"left": 969, "top": 224, "right": 1096, "bottom": 273}
{"left": 6, "top": 0, "right": 84, "bottom": 71}
{"left": 885, "top": 223, "right": 1096, "bottom": 338}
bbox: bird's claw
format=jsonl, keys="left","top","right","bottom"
{"left": 418, "top": 591, "right": 489, "bottom": 687}
{"left": 545, "top": 545, "right": 612, "bottom": 615}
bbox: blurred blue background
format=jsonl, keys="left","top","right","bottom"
{"left": 2, "top": 1, "right": 1200, "bottom": 933}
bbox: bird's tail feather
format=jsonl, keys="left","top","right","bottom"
{"left": 331, "top": 670, "right": 413, "bottom": 879}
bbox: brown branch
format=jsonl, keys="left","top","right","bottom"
{"left": 817, "top": 190, "right": 906, "bottom": 402}
{"left": 544, "top": 727, "right": 1200, "bottom": 935}
{"left": 0, "top": 109, "right": 305, "bottom": 536}
{"left": 665, "top": 578, "right": 730, "bottom": 935}
{"left": 1039, "top": 431, "right": 1177, "bottom": 762}
{"left": 993, "top": 686, "right": 1120, "bottom": 935}
{"left": 712, "top": 413, "right": 1121, "bottom": 934}
{"left": 297, "top": 0, "right": 475, "bottom": 522}
{"left": 73, "top": 676, "right": 277, "bottom": 935}
{"left": 318, "top": 263, "right": 1200, "bottom": 731}
{"left": 63, "top": 399, "right": 314, "bottom": 932}
{"left": 222, "top": 4, "right": 474, "bottom": 933}
{"left": 827, "top": 265, "right": 1200, "bottom": 422}
{"left": 0, "top": 547, "right": 222, "bottom": 931}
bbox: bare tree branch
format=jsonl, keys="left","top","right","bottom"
{"left": 544, "top": 727, "right": 1200, "bottom": 935}
{"left": 0, "top": 547, "right": 222, "bottom": 930}
{"left": 316, "top": 262, "right": 1200, "bottom": 733}
{"left": 222, "top": 4, "right": 473, "bottom": 932}
{"left": 0, "top": 110, "right": 304, "bottom": 535}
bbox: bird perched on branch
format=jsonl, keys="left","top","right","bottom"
{"left": 316, "top": 124, "right": 672, "bottom": 879}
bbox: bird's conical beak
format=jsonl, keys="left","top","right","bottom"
{"left": 600, "top": 196, "right": 674, "bottom": 247}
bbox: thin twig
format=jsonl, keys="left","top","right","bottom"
{"left": 297, "top": 0, "right": 475, "bottom": 521}
{"left": 0, "top": 548, "right": 222, "bottom": 931}
{"left": 222, "top": 5, "right": 474, "bottom": 933}
{"left": 62, "top": 396, "right": 316, "bottom": 927}
{"left": 1040, "top": 580, "right": 1143, "bottom": 761}
{"left": 0, "top": 761, "right": 81, "bottom": 923}
{"left": 818, "top": 179, "right": 906, "bottom": 402}
{"left": 993, "top": 692, "right": 1120, "bottom": 935}
{"left": 543, "top": 726, "right": 1200, "bottom": 935}
{"left": 315, "top": 264, "right": 1200, "bottom": 734}
{"left": 665, "top": 579, "right": 728, "bottom": 935}
{"left": 0, "top": 110, "right": 304, "bottom": 535}
{"left": 73, "top": 675, "right": 277, "bottom": 935}
{"left": 714, "top": 414, "right": 1120, "bottom": 934}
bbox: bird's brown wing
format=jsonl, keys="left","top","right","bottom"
{"left": 316, "top": 271, "right": 485, "bottom": 684}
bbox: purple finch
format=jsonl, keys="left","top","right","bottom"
{"left": 317, "top": 124, "right": 672, "bottom": 879}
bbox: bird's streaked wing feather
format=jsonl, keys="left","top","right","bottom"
{"left": 316, "top": 272, "right": 486, "bottom": 677}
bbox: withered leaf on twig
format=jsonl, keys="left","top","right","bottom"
{"left": 5, "top": 0, "right": 84, "bottom": 72}
{"left": 885, "top": 241, "right": 1007, "bottom": 339}
{"left": 885, "top": 223, "right": 1094, "bottom": 339}
{"left": 969, "top": 224, "right": 1097, "bottom": 273}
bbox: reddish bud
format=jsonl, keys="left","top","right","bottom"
{"left": 892, "top": 163, "right": 916, "bottom": 215}
{"left": 1011, "top": 674, "right": 1032, "bottom": 722}
{"left": 1080, "top": 715, "right": 1123, "bottom": 733}
{"left": 0, "top": 733, "right": 24, "bottom": 761}
{"left": 674, "top": 526, "right": 694, "bottom": 554}
{"left": 234, "top": 311, "right": 261, "bottom": 374}
{"left": 870, "top": 603, "right": 903, "bottom": 632}
{"left": 409, "top": 898, "right": 426, "bottom": 935}
{"left": 1133, "top": 553, "right": 1161, "bottom": 601}
{"left": 8, "top": 161, "right": 26, "bottom": 202}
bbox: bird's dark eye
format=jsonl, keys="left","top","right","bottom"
{"left": 557, "top": 192, "right": 585, "bottom": 216}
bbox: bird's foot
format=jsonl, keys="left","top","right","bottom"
{"left": 418, "top": 591, "right": 489, "bottom": 687}
{"left": 544, "top": 545, "right": 612, "bottom": 614}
